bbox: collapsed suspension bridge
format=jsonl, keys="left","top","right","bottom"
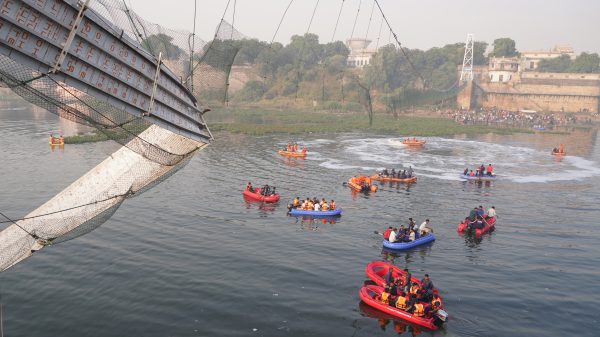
{"left": 0, "top": 0, "right": 242, "bottom": 271}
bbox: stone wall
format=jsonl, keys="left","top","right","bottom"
{"left": 458, "top": 71, "right": 600, "bottom": 113}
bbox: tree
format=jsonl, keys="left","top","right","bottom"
{"left": 491, "top": 38, "right": 518, "bottom": 57}
{"left": 537, "top": 55, "right": 572, "bottom": 72}
{"left": 141, "top": 33, "right": 184, "bottom": 60}
{"left": 568, "top": 52, "right": 600, "bottom": 73}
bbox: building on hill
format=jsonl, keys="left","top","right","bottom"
{"left": 457, "top": 45, "right": 600, "bottom": 114}
{"left": 488, "top": 57, "right": 520, "bottom": 82}
{"left": 520, "top": 45, "right": 575, "bottom": 71}
{"left": 346, "top": 38, "right": 377, "bottom": 68}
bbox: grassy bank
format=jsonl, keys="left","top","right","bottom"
{"left": 64, "top": 108, "right": 534, "bottom": 144}
{"left": 206, "top": 108, "right": 532, "bottom": 136}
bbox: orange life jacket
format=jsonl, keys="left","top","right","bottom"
{"left": 410, "top": 285, "right": 420, "bottom": 295}
{"left": 431, "top": 297, "right": 442, "bottom": 309}
{"left": 380, "top": 291, "right": 390, "bottom": 304}
{"left": 395, "top": 296, "right": 407, "bottom": 310}
{"left": 413, "top": 303, "right": 425, "bottom": 317}
{"left": 293, "top": 198, "right": 300, "bottom": 206}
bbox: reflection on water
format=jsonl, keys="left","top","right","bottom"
{"left": 1, "top": 106, "right": 599, "bottom": 337}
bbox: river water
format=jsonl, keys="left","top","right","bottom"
{"left": 1, "top": 104, "right": 599, "bottom": 337}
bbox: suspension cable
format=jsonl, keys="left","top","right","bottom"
{"left": 330, "top": 0, "right": 345, "bottom": 43}
{"left": 373, "top": 0, "right": 457, "bottom": 92}
{"left": 350, "top": 0, "right": 362, "bottom": 40}
{"left": 364, "top": 0, "right": 376, "bottom": 40}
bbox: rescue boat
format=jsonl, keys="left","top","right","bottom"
{"left": 288, "top": 208, "right": 342, "bottom": 217}
{"left": 457, "top": 216, "right": 496, "bottom": 237}
{"left": 359, "top": 285, "right": 444, "bottom": 330}
{"left": 347, "top": 176, "right": 377, "bottom": 192}
{"left": 371, "top": 175, "right": 417, "bottom": 183}
{"left": 242, "top": 188, "right": 280, "bottom": 203}
{"left": 382, "top": 234, "right": 435, "bottom": 250}
{"left": 278, "top": 150, "right": 307, "bottom": 158}
{"left": 551, "top": 151, "right": 566, "bottom": 156}
{"left": 402, "top": 139, "right": 426, "bottom": 146}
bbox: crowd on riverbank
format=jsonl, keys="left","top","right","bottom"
{"left": 443, "top": 108, "right": 581, "bottom": 129}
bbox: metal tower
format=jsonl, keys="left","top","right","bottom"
{"left": 460, "top": 34, "right": 475, "bottom": 82}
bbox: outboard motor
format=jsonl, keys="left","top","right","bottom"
{"left": 433, "top": 309, "right": 448, "bottom": 327}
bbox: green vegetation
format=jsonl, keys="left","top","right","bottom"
{"left": 206, "top": 108, "right": 531, "bottom": 136}
{"left": 490, "top": 38, "right": 519, "bottom": 57}
{"left": 537, "top": 52, "right": 600, "bottom": 73}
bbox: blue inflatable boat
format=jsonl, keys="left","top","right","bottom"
{"left": 288, "top": 208, "right": 342, "bottom": 217}
{"left": 382, "top": 234, "right": 436, "bottom": 250}
{"left": 460, "top": 174, "right": 496, "bottom": 181}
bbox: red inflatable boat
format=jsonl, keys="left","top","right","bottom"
{"left": 242, "top": 188, "right": 280, "bottom": 203}
{"left": 359, "top": 285, "right": 442, "bottom": 330}
{"left": 364, "top": 261, "right": 438, "bottom": 292}
{"left": 457, "top": 216, "right": 496, "bottom": 237}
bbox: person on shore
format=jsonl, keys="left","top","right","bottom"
{"left": 383, "top": 225, "right": 392, "bottom": 240}
{"left": 419, "top": 219, "right": 432, "bottom": 235}
{"left": 487, "top": 206, "right": 497, "bottom": 218}
{"left": 388, "top": 228, "right": 398, "bottom": 243}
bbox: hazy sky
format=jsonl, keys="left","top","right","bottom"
{"left": 127, "top": 0, "right": 600, "bottom": 53}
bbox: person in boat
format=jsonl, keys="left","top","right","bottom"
{"left": 321, "top": 201, "right": 329, "bottom": 211}
{"left": 262, "top": 185, "right": 271, "bottom": 196}
{"left": 383, "top": 225, "right": 392, "bottom": 240}
{"left": 408, "top": 230, "right": 416, "bottom": 242}
{"left": 400, "top": 170, "right": 407, "bottom": 179}
{"left": 403, "top": 268, "right": 412, "bottom": 292}
{"left": 419, "top": 219, "right": 431, "bottom": 235}
{"left": 420, "top": 274, "right": 434, "bottom": 301}
{"left": 246, "top": 182, "right": 253, "bottom": 192}
{"left": 431, "top": 294, "right": 443, "bottom": 310}
{"left": 463, "top": 168, "right": 469, "bottom": 176}
{"left": 394, "top": 291, "right": 408, "bottom": 310}
{"left": 380, "top": 285, "right": 391, "bottom": 304}
{"left": 384, "top": 267, "right": 394, "bottom": 285}
{"left": 388, "top": 228, "right": 398, "bottom": 243}
{"left": 469, "top": 170, "right": 475, "bottom": 177}
{"left": 330, "top": 200, "right": 336, "bottom": 210}
{"left": 487, "top": 206, "right": 496, "bottom": 218}
{"left": 407, "top": 218, "right": 416, "bottom": 232}
{"left": 287, "top": 143, "right": 291, "bottom": 151}
{"left": 468, "top": 208, "right": 478, "bottom": 221}
{"left": 270, "top": 187, "right": 276, "bottom": 196}
{"left": 301, "top": 146, "right": 307, "bottom": 154}
{"left": 486, "top": 164, "right": 493, "bottom": 176}
{"left": 552, "top": 147, "right": 558, "bottom": 153}
{"left": 58, "top": 135, "right": 64, "bottom": 144}
{"left": 292, "top": 197, "right": 300, "bottom": 208}
{"left": 559, "top": 144, "right": 564, "bottom": 153}
{"left": 313, "top": 201, "right": 321, "bottom": 211}
{"left": 397, "top": 225, "right": 407, "bottom": 242}
{"left": 382, "top": 168, "right": 389, "bottom": 177}
{"left": 49, "top": 134, "right": 54, "bottom": 144}
{"left": 407, "top": 166, "right": 414, "bottom": 177}
{"left": 477, "top": 205, "right": 485, "bottom": 218}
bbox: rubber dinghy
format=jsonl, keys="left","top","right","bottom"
{"left": 365, "top": 261, "right": 424, "bottom": 287}
{"left": 457, "top": 216, "right": 496, "bottom": 237}
{"left": 382, "top": 234, "right": 435, "bottom": 250}
{"left": 371, "top": 175, "right": 417, "bottom": 183}
{"left": 288, "top": 208, "right": 342, "bottom": 217}
{"left": 242, "top": 188, "right": 280, "bottom": 203}
{"left": 359, "top": 285, "right": 442, "bottom": 330}
{"left": 278, "top": 150, "right": 306, "bottom": 158}
{"left": 460, "top": 174, "right": 496, "bottom": 181}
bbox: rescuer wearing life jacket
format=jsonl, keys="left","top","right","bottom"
{"left": 487, "top": 164, "right": 494, "bottom": 176}
{"left": 431, "top": 294, "right": 443, "bottom": 310}
{"left": 380, "top": 285, "right": 391, "bottom": 304}
{"left": 292, "top": 197, "right": 300, "bottom": 208}
{"left": 383, "top": 225, "right": 392, "bottom": 240}
{"left": 394, "top": 291, "right": 408, "bottom": 310}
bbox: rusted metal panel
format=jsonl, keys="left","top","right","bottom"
{"left": 0, "top": 0, "right": 211, "bottom": 142}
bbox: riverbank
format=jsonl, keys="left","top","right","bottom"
{"left": 64, "top": 108, "right": 539, "bottom": 144}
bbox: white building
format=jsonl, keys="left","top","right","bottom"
{"left": 488, "top": 57, "right": 520, "bottom": 82}
{"left": 346, "top": 38, "right": 377, "bottom": 68}
{"left": 520, "top": 45, "right": 575, "bottom": 71}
